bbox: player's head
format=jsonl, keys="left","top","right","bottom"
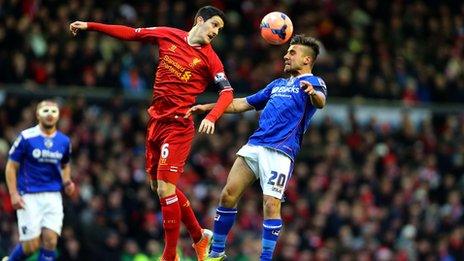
{"left": 284, "top": 34, "right": 321, "bottom": 75}
{"left": 189, "top": 6, "right": 225, "bottom": 45}
{"left": 36, "top": 100, "right": 60, "bottom": 129}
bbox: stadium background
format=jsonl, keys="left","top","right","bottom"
{"left": 0, "top": 0, "right": 463, "bottom": 260}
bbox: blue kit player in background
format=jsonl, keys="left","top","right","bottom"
{"left": 186, "top": 34, "right": 327, "bottom": 261}
{"left": 3, "top": 100, "right": 75, "bottom": 261}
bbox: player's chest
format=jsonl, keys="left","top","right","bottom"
{"left": 158, "top": 43, "right": 208, "bottom": 74}
{"left": 26, "top": 138, "right": 65, "bottom": 162}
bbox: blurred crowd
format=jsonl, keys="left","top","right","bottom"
{"left": 0, "top": 93, "right": 463, "bottom": 260}
{"left": 1, "top": 0, "right": 464, "bottom": 260}
{"left": 1, "top": 0, "right": 464, "bottom": 102}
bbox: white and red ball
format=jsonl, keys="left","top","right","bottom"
{"left": 260, "top": 12, "right": 293, "bottom": 45}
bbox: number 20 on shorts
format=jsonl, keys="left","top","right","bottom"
{"left": 267, "top": 171, "right": 287, "bottom": 187}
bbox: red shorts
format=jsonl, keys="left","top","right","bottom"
{"left": 145, "top": 117, "right": 194, "bottom": 184}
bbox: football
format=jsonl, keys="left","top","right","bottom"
{"left": 260, "top": 12, "right": 293, "bottom": 45}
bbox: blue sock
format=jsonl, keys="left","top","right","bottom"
{"left": 38, "top": 248, "right": 56, "bottom": 261}
{"left": 8, "top": 244, "right": 27, "bottom": 261}
{"left": 260, "top": 219, "right": 282, "bottom": 261}
{"left": 210, "top": 206, "right": 237, "bottom": 255}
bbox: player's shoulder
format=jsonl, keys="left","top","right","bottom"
{"left": 20, "top": 125, "right": 41, "bottom": 140}
{"left": 270, "top": 77, "right": 286, "bottom": 86}
{"left": 55, "top": 131, "right": 71, "bottom": 142}
{"left": 156, "top": 26, "right": 187, "bottom": 36}
{"left": 300, "top": 74, "right": 327, "bottom": 89}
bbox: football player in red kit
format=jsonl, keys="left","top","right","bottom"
{"left": 70, "top": 6, "right": 233, "bottom": 261}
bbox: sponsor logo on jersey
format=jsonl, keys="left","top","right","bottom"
{"left": 159, "top": 55, "right": 192, "bottom": 82}
{"left": 271, "top": 86, "right": 300, "bottom": 94}
{"left": 32, "top": 149, "right": 63, "bottom": 163}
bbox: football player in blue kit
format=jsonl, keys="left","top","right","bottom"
{"left": 3, "top": 100, "right": 74, "bottom": 261}
{"left": 186, "top": 34, "right": 327, "bottom": 261}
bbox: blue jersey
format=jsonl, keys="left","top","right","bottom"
{"left": 246, "top": 73, "right": 327, "bottom": 160}
{"left": 8, "top": 125, "right": 71, "bottom": 194}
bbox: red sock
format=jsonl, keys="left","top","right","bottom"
{"left": 160, "top": 194, "right": 181, "bottom": 260}
{"left": 176, "top": 188, "right": 203, "bottom": 243}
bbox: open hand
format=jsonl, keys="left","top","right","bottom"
{"left": 198, "top": 118, "right": 215, "bottom": 134}
{"left": 69, "top": 21, "right": 88, "bottom": 36}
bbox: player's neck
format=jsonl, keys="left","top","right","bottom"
{"left": 292, "top": 68, "right": 312, "bottom": 77}
{"left": 187, "top": 28, "right": 201, "bottom": 46}
{"left": 39, "top": 124, "right": 57, "bottom": 136}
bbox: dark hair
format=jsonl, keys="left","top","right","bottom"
{"left": 194, "top": 6, "right": 226, "bottom": 25}
{"left": 290, "top": 34, "right": 321, "bottom": 60}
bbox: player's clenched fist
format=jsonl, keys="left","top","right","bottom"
{"left": 198, "top": 118, "right": 215, "bottom": 134}
{"left": 69, "top": 21, "right": 88, "bottom": 36}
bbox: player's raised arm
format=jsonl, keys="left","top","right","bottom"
{"left": 70, "top": 21, "right": 155, "bottom": 42}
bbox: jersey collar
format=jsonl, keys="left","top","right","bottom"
{"left": 35, "top": 125, "right": 57, "bottom": 138}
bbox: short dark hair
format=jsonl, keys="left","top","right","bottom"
{"left": 194, "top": 6, "right": 226, "bottom": 25}
{"left": 290, "top": 34, "right": 321, "bottom": 60}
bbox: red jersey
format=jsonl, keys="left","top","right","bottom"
{"left": 138, "top": 27, "right": 230, "bottom": 119}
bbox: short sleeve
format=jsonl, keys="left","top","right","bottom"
{"left": 246, "top": 80, "right": 278, "bottom": 111}
{"left": 309, "top": 77, "right": 328, "bottom": 97}
{"left": 8, "top": 135, "right": 25, "bottom": 163}
{"left": 61, "top": 139, "right": 71, "bottom": 165}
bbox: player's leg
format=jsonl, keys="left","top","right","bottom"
{"left": 156, "top": 120, "right": 201, "bottom": 261}
{"left": 39, "top": 228, "right": 59, "bottom": 261}
{"left": 261, "top": 195, "right": 283, "bottom": 261}
{"left": 146, "top": 119, "right": 180, "bottom": 261}
{"left": 161, "top": 122, "right": 212, "bottom": 260}
{"left": 7, "top": 194, "right": 42, "bottom": 260}
{"left": 209, "top": 152, "right": 257, "bottom": 258}
{"left": 257, "top": 147, "right": 292, "bottom": 261}
{"left": 39, "top": 192, "right": 64, "bottom": 261}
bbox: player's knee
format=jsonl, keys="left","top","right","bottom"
{"left": 220, "top": 187, "right": 238, "bottom": 207}
{"left": 42, "top": 235, "right": 58, "bottom": 250}
{"left": 23, "top": 238, "right": 41, "bottom": 254}
{"left": 156, "top": 182, "right": 176, "bottom": 198}
{"left": 263, "top": 196, "right": 281, "bottom": 218}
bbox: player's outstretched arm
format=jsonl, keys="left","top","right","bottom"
{"left": 184, "top": 98, "right": 253, "bottom": 118}
{"left": 70, "top": 21, "right": 144, "bottom": 41}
